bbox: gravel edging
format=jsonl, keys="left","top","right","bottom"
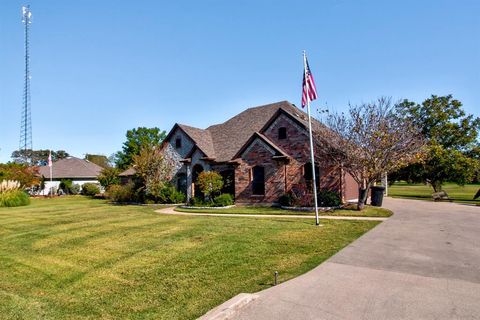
{"left": 179, "top": 205, "right": 236, "bottom": 210}
{"left": 280, "top": 205, "right": 341, "bottom": 212}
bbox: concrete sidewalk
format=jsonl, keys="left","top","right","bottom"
{"left": 212, "top": 198, "right": 480, "bottom": 320}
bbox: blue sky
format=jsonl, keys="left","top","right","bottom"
{"left": 0, "top": 0, "right": 479, "bottom": 163}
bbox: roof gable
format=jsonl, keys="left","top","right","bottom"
{"left": 233, "top": 132, "right": 290, "bottom": 160}
{"left": 165, "top": 100, "right": 328, "bottom": 163}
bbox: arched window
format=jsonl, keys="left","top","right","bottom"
{"left": 252, "top": 166, "right": 265, "bottom": 195}
{"left": 278, "top": 127, "right": 287, "bottom": 140}
{"left": 304, "top": 162, "right": 320, "bottom": 191}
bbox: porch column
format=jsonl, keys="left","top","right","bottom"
{"left": 186, "top": 164, "right": 192, "bottom": 202}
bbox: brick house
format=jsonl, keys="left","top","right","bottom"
{"left": 162, "top": 101, "right": 358, "bottom": 204}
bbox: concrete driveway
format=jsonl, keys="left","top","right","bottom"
{"left": 227, "top": 198, "right": 480, "bottom": 320}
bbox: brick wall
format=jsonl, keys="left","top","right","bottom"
{"left": 235, "top": 139, "right": 286, "bottom": 203}
{"left": 235, "top": 114, "right": 345, "bottom": 204}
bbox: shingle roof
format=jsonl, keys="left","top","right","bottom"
{"left": 38, "top": 157, "right": 103, "bottom": 179}
{"left": 119, "top": 167, "right": 136, "bottom": 177}
{"left": 175, "top": 100, "right": 327, "bottom": 162}
{"left": 177, "top": 124, "right": 216, "bottom": 158}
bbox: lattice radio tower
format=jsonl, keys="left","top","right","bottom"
{"left": 20, "top": 5, "right": 33, "bottom": 162}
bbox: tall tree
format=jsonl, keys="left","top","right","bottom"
{"left": 11, "top": 149, "right": 70, "bottom": 166}
{"left": 133, "top": 145, "right": 174, "bottom": 198}
{"left": 115, "top": 127, "right": 167, "bottom": 169}
{"left": 85, "top": 154, "right": 110, "bottom": 168}
{"left": 315, "top": 97, "right": 424, "bottom": 210}
{"left": 395, "top": 95, "right": 480, "bottom": 192}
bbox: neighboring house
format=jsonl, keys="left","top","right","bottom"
{"left": 37, "top": 157, "right": 103, "bottom": 195}
{"left": 162, "top": 101, "right": 358, "bottom": 204}
{"left": 118, "top": 167, "right": 136, "bottom": 184}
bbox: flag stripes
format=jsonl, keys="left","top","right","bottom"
{"left": 301, "top": 57, "right": 318, "bottom": 107}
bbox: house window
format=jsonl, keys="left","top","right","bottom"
{"left": 304, "top": 162, "right": 320, "bottom": 191}
{"left": 252, "top": 166, "right": 265, "bottom": 195}
{"left": 175, "top": 138, "right": 182, "bottom": 148}
{"left": 278, "top": 127, "right": 287, "bottom": 140}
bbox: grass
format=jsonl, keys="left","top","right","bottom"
{"left": 389, "top": 182, "right": 480, "bottom": 205}
{"left": 175, "top": 204, "right": 393, "bottom": 217}
{"left": 0, "top": 196, "right": 380, "bottom": 319}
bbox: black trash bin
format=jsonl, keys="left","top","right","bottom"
{"left": 370, "top": 186, "right": 385, "bottom": 207}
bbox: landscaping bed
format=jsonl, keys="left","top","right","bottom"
{"left": 175, "top": 204, "right": 393, "bottom": 217}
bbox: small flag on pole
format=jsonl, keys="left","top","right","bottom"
{"left": 301, "top": 56, "right": 318, "bottom": 108}
{"left": 48, "top": 151, "right": 52, "bottom": 167}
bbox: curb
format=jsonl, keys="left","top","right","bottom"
{"left": 198, "top": 293, "right": 258, "bottom": 320}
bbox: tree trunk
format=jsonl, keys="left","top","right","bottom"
{"left": 431, "top": 180, "right": 443, "bottom": 193}
{"left": 357, "top": 181, "right": 373, "bottom": 211}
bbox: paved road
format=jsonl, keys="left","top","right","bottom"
{"left": 229, "top": 198, "right": 480, "bottom": 320}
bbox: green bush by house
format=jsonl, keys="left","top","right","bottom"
{"left": 107, "top": 183, "right": 135, "bottom": 203}
{"left": 81, "top": 183, "right": 100, "bottom": 196}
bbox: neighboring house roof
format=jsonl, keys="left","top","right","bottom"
{"left": 168, "top": 100, "right": 328, "bottom": 162}
{"left": 38, "top": 157, "right": 103, "bottom": 179}
{"left": 119, "top": 167, "right": 136, "bottom": 177}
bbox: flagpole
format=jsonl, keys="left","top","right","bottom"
{"left": 49, "top": 151, "right": 52, "bottom": 183}
{"left": 49, "top": 150, "right": 53, "bottom": 196}
{"left": 303, "top": 50, "right": 320, "bottom": 226}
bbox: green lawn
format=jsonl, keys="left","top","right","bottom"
{"left": 175, "top": 205, "right": 393, "bottom": 217}
{"left": 389, "top": 182, "right": 480, "bottom": 205}
{"left": 0, "top": 196, "right": 380, "bottom": 319}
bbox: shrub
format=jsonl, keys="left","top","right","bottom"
{"left": 278, "top": 193, "right": 294, "bottom": 206}
{"left": 148, "top": 184, "right": 186, "bottom": 204}
{"left": 81, "top": 183, "right": 100, "bottom": 196}
{"left": 70, "top": 184, "right": 81, "bottom": 195}
{"left": 317, "top": 190, "right": 341, "bottom": 207}
{"left": 59, "top": 179, "right": 73, "bottom": 194}
{"left": 169, "top": 190, "right": 186, "bottom": 204}
{"left": 197, "top": 171, "right": 223, "bottom": 201}
{"left": 107, "top": 183, "right": 135, "bottom": 203}
{"left": 0, "top": 190, "right": 30, "bottom": 207}
{"left": 98, "top": 167, "right": 120, "bottom": 188}
{"left": 214, "top": 193, "right": 234, "bottom": 207}
{"left": 189, "top": 197, "right": 207, "bottom": 207}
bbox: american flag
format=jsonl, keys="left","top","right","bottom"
{"left": 301, "top": 57, "right": 318, "bottom": 107}
{"left": 48, "top": 151, "right": 52, "bottom": 167}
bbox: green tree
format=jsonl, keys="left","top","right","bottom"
{"left": 98, "top": 167, "right": 120, "bottom": 189}
{"left": 115, "top": 127, "right": 167, "bottom": 169}
{"left": 197, "top": 171, "right": 224, "bottom": 202}
{"left": 11, "top": 149, "right": 70, "bottom": 166}
{"left": 395, "top": 95, "right": 480, "bottom": 192}
{"left": 85, "top": 154, "right": 110, "bottom": 168}
{"left": 0, "top": 163, "right": 39, "bottom": 187}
